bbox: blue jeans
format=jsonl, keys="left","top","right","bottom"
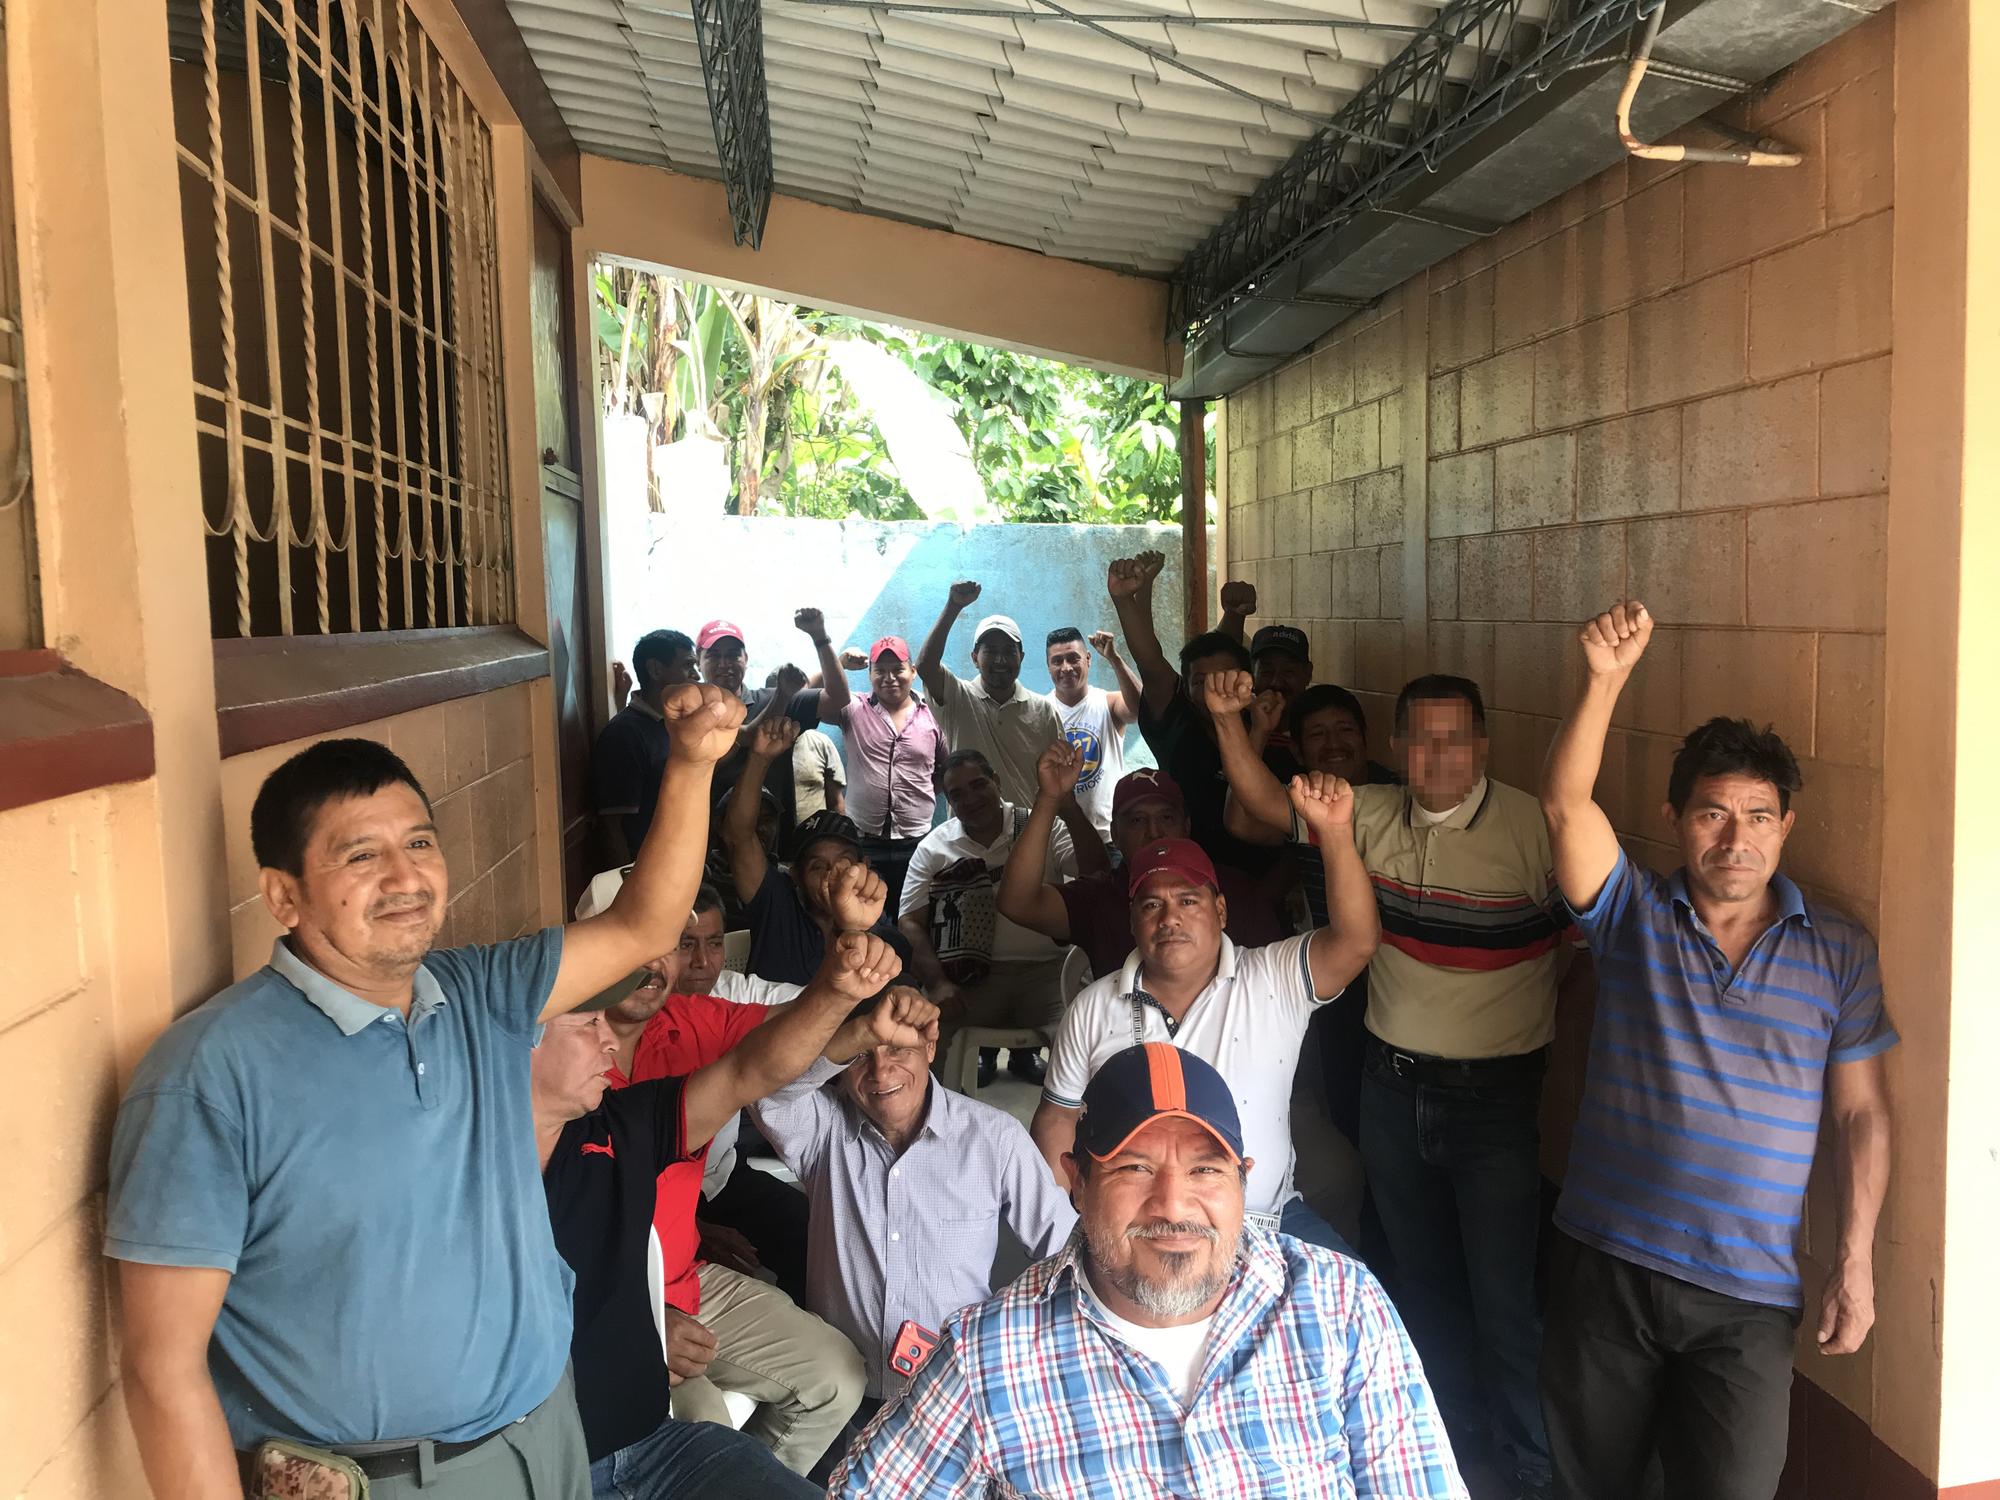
{"left": 1277, "top": 1194, "right": 1354, "bottom": 1256}
{"left": 1359, "top": 1044, "right": 1551, "bottom": 1487}
{"left": 588, "top": 1418, "right": 819, "bottom": 1500}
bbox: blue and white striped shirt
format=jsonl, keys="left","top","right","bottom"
{"left": 832, "top": 1229, "right": 1467, "bottom": 1499}
{"left": 1559, "top": 853, "right": 1897, "bottom": 1307}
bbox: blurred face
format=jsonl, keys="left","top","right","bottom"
{"left": 972, "top": 631, "right": 1022, "bottom": 695}
{"left": 1047, "top": 638, "right": 1090, "bottom": 703}
{"left": 677, "top": 905, "right": 728, "bottom": 994}
{"left": 871, "top": 652, "right": 914, "bottom": 709}
{"left": 1299, "top": 706, "right": 1369, "bottom": 782}
{"left": 793, "top": 837, "right": 862, "bottom": 914}
{"left": 941, "top": 761, "right": 1004, "bottom": 835}
{"left": 1129, "top": 872, "right": 1225, "bottom": 985}
{"left": 532, "top": 1011, "right": 619, "bottom": 1119}
{"left": 1110, "top": 797, "right": 1188, "bottom": 860}
{"left": 700, "top": 637, "right": 747, "bottom": 696}
{"left": 1252, "top": 652, "right": 1311, "bottom": 705}
{"left": 1671, "top": 774, "right": 1795, "bottom": 907}
{"left": 1181, "top": 649, "right": 1244, "bottom": 716}
{"left": 1068, "top": 1116, "right": 1247, "bottom": 1325}
{"left": 262, "top": 784, "right": 447, "bottom": 981}
{"left": 838, "top": 1036, "right": 936, "bottom": 1141}
{"left": 1396, "top": 696, "right": 1487, "bottom": 812}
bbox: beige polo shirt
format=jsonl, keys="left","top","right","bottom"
{"left": 1296, "top": 777, "right": 1570, "bottom": 1059}
{"left": 925, "top": 668, "right": 1064, "bottom": 810}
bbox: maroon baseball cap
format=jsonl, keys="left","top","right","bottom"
{"left": 1112, "top": 768, "right": 1185, "bottom": 821}
{"left": 1125, "top": 837, "right": 1219, "bottom": 897}
{"left": 696, "top": 619, "right": 746, "bottom": 651}
{"left": 869, "top": 635, "right": 912, "bottom": 665}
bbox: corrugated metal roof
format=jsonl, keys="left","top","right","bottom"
{"left": 505, "top": 0, "right": 1533, "bottom": 275}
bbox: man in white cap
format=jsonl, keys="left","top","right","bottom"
{"left": 914, "top": 578, "right": 1063, "bottom": 809}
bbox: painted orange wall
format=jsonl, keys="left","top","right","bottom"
{"left": 579, "top": 154, "right": 1174, "bottom": 382}
{"left": 1220, "top": 8, "right": 1940, "bottom": 1477}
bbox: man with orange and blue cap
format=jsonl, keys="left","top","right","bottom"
{"left": 831, "top": 1042, "right": 1467, "bottom": 1499}
{"left": 1029, "top": 771, "right": 1381, "bottom": 1255}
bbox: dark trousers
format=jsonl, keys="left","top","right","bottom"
{"left": 861, "top": 837, "right": 918, "bottom": 917}
{"left": 1542, "top": 1234, "right": 1797, "bottom": 1500}
{"left": 1359, "top": 1039, "right": 1550, "bottom": 1486}
{"left": 699, "top": 1156, "right": 811, "bottom": 1306}
{"left": 590, "top": 1417, "right": 819, "bottom": 1500}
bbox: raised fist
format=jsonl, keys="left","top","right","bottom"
{"left": 748, "top": 713, "right": 801, "bottom": 761}
{"left": 1219, "top": 579, "right": 1257, "bottom": 617}
{"left": 948, "top": 579, "right": 983, "bottom": 610}
{"left": 794, "top": 606, "right": 827, "bottom": 643}
{"left": 1580, "top": 600, "right": 1654, "bottom": 676}
{"left": 838, "top": 647, "right": 869, "bottom": 672}
{"left": 1037, "top": 738, "right": 1085, "bottom": 804}
{"left": 1202, "top": 668, "right": 1257, "bottom": 720}
{"left": 867, "top": 986, "right": 941, "bottom": 1050}
{"left": 1088, "top": 630, "right": 1116, "bottom": 657}
{"left": 661, "top": 683, "right": 745, "bottom": 765}
{"left": 1288, "top": 771, "right": 1356, "bottom": 833}
{"left": 611, "top": 659, "right": 634, "bottom": 705}
{"left": 825, "top": 861, "right": 887, "bottom": 933}
{"left": 823, "top": 929, "right": 903, "bottom": 1001}
{"left": 1107, "top": 557, "right": 1146, "bottom": 601}
{"left": 1135, "top": 550, "right": 1166, "bottom": 582}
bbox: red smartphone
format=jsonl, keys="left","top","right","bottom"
{"left": 890, "top": 1319, "right": 939, "bottom": 1379}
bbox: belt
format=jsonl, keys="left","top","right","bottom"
{"left": 239, "top": 1426, "right": 509, "bottom": 1486}
{"left": 1364, "top": 1036, "right": 1548, "bottom": 1088}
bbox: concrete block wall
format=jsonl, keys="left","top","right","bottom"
{"left": 1222, "top": 3, "right": 1905, "bottom": 1458}
{"left": 223, "top": 683, "right": 547, "bottom": 979}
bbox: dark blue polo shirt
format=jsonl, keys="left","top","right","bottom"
{"left": 105, "top": 931, "right": 572, "bottom": 1448}
{"left": 1558, "top": 853, "right": 1896, "bottom": 1308}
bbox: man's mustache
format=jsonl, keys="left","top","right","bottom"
{"left": 1128, "top": 1220, "right": 1218, "bottom": 1243}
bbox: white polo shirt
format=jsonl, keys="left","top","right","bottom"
{"left": 1042, "top": 934, "right": 1331, "bottom": 1218}
{"left": 925, "top": 667, "right": 1064, "bottom": 810}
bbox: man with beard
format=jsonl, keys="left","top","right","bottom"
{"left": 1029, "top": 774, "right": 1379, "bottom": 1255}
{"left": 107, "top": 686, "right": 744, "bottom": 1500}
{"left": 831, "top": 1044, "right": 1466, "bottom": 1499}
{"left": 1538, "top": 602, "right": 1896, "bottom": 1500}
{"left": 722, "top": 714, "right": 911, "bottom": 987}
{"left": 914, "top": 578, "right": 1063, "bottom": 809}
{"left": 801, "top": 631, "right": 945, "bottom": 912}
{"left": 750, "top": 975, "right": 1077, "bottom": 1419}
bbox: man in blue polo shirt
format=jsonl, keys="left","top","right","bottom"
{"left": 1538, "top": 600, "right": 1896, "bottom": 1500}
{"left": 105, "top": 683, "right": 746, "bottom": 1500}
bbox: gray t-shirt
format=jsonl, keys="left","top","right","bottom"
{"left": 105, "top": 930, "right": 572, "bottom": 1448}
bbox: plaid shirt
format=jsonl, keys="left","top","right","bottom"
{"left": 831, "top": 1228, "right": 1466, "bottom": 1499}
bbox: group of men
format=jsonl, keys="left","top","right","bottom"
{"left": 105, "top": 544, "right": 1894, "bottom": 1500}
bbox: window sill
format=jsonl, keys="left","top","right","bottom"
{"left": 0, "top": 656, "right": 154, "bottom": 814}
{"left": 214, "top": 626, "right": 551, "bottom": 757}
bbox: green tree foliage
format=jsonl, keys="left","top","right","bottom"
{"left": 590, "top": 267, "right": 1207, "bottom": 525}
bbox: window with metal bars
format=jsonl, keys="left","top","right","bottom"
{"left": 168, "top": 0, "right": 513, "bottom": 639}
{"left": 0, "top": 0, "right": 37, "bottom": 652}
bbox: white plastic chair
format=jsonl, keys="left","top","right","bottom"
{"left": 941, "top": 948, "right": 1094, "bottom": 1094}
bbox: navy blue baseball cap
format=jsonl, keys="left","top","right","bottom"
{"left": 1076, "top": 1042, "right": 1244, "bottom": 1163}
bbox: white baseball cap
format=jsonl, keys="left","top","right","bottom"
{"left": 973, "top": 613, "right": 1022, "bottom": 647}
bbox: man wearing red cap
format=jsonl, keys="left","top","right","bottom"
{"left": 1029, "top": 773, "right": 1380, "bottom": 1254}
{"left": 997, "top": 750, "right": 1286, "bottom": 979}
{"left": 832, "top": 1042, "right": 1466, "bottom": 1499}
{"left": 800, "top": 628, "right": 946, "bottom": 913}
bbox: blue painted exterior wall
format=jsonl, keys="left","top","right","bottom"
{"left": 606, "top": 514, "right": 1215, "bottom": 782}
